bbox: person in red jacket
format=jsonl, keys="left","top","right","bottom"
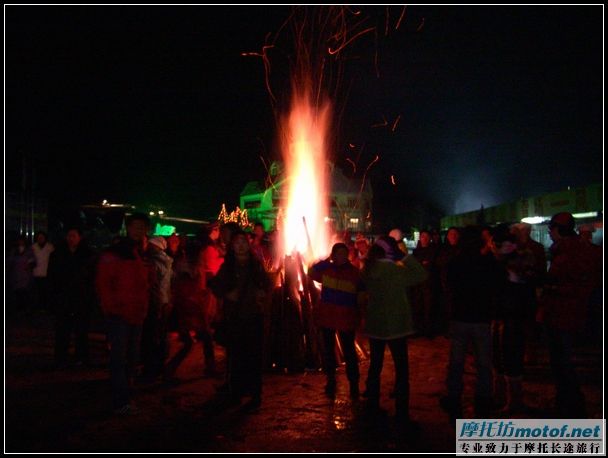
{"left": 96, "top": 213, "right": 151, "bottom": 415}
{"left": 537, "top": 212, "right": 598, "bottom": 418}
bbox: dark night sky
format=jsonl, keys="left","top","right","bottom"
{"left": 5, "top": 6, "right": 603, "bottom": 226}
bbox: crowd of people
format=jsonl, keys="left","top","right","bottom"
{"left": 6, "top": 211, "right": 602, "bottom": 426}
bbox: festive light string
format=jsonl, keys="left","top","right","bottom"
{"left": 217, "top": 203, "right": 253, "bottom": 229}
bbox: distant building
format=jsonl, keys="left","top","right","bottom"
{"left": 440, "top": 183, "right": 603, "bottom": 247}
{"left": 240, "top": 161, "right": 373, "bottom": 233}
{"left": 79, "top": 202, "right": 210, "bottom": 243}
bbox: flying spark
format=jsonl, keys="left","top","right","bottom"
{"left": 371, "top": 115, "right": 388, "bottom": 128}
{"left": 395, "top": 7, "right": 407, "bottom": 30}
{"left": 391, "top": 115, "right": 401, "bottom": 132}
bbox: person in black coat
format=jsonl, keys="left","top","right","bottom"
{"left": 440, "top": 225, "right": 503, "bottom": 422}
{"left": 48, "top": 227, "right": 97, "bottom": 368}
{"left": 412, "top": 230, "right": 440, "bottom": 337}
{"left": 208, "top": 230, "right": 272, "bottom": 411}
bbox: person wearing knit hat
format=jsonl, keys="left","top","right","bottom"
{"left": 142, "top": 236, "right": 173, "bottom": 380}
{"left": 361, "top": 240, "right": 428, "bottom": 425}
{"left": 389, "top": 228, "right": 409, "bottom": 257}
{"left": 374, "top": 236, "right": 403, "bottom": 262}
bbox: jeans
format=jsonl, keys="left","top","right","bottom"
{"left": 446, "top": 321, "right": 492, "bottom": 403}
{"left": 366, "top": 336, "right": 409, "bottom": 414}
{"left": 107, "top": 315, "right": 142, "bottom": 408}
{"left": 321, "top": 328, "right": 359, "bottom": 384}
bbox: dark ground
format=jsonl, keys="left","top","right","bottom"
{"left": 4, "top": 310, "right": 603, "bottom": 453}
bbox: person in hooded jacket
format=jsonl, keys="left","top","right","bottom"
{"left": 361, "top": 241, "right": 427, "bottom": 426}
{"left": 141, "top": 236, "right": 173, "bottom": 379}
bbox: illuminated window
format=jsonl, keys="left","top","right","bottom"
{"left": 244, "top": 200, "right": 261, "bottom": 209}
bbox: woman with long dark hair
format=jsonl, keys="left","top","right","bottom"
{"left": 208, "top": 230, "right": 271, "bottom": 411}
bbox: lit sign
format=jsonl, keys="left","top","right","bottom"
{"left": 154, "top": 223, "right": 176, "bottom": 236}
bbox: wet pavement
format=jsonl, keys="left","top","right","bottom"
{"left": 5, "top": 311, "right": 603, "bottom": 453}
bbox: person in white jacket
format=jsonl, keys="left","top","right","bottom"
{"left": 32, "top": 231, "right": 54, "bottom": 311}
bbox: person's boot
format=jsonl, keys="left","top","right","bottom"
{"left": 395, "top": 398, "right": 420, "bottom": 434}
{"left": 475, "top": 395, "right": 493, "bottom": 417}
{"left": 501, "top": 376, "right": 524, "bottom": 415}
{"left": 241, "top": 394, "right": 262, "bottom": 413}
{"left": 395, "top": 397, "right": 411, "bottom": 422}
{"left": 349, "top": 380, "right": 360, "bottom": 399}
{"left": 439, "top": 395, "right": 462, "bottom": 426}
{"left": 363, "top": 395, "right": 383, "bottom": 418}
{"left": 324, "top": 375, "right": 336, "bottom": 397}
{"left": 203, "top": 359, "right": 217, "bottom": 378}
{"left": 555, "top": 389, "right": 587, "bottom": 418}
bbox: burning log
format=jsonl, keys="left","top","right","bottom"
{"left": 270, "top": 254, "right": 308, "bottom": 372}
{"left": 267, "top": 247, "right": 367, "bottom": 373}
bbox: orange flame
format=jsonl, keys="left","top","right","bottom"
{"left": 280, "top": 90, "right": 331, "bottom": 263}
